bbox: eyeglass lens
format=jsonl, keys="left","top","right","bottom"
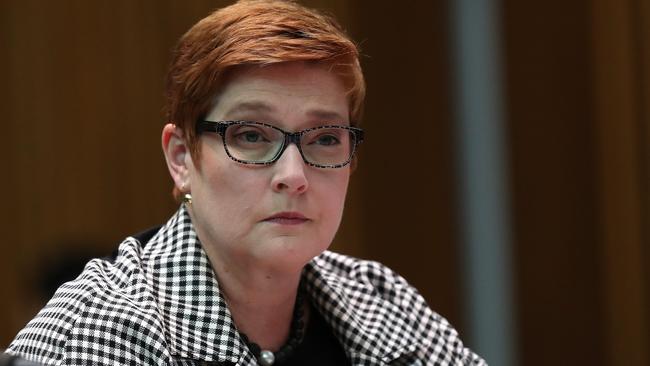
{"left": 224, "top": 123, "right": 355, "bottom": 165}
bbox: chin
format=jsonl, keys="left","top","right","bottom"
{"left": 253, "top": 237, "right": 327, "bottom": 271}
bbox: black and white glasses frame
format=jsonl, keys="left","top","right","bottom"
{"left": 196, "top": 120, "right": 364, "bottom": 169}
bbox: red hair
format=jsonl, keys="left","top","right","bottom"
{"left": 165, "top": 0, "right": 365, "bottom": 162}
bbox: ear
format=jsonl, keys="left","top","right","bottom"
{"left": 162, "top": 123, "right": 192, "bottom": 191}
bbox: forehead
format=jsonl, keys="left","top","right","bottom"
{"left": 206, "top": 62, "right": 350, "bottom": 126}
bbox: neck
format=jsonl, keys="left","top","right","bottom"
{"left": 204, "top": 247, "right": 305, "bottom": 351}
{"left": 225, "top": 274, "right": 302, "bottom": 351}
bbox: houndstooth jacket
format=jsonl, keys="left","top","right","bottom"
{"left": 7, "top": 206, "right": 487, "bottom": 366}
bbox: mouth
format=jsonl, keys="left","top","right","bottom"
{"left": 263, "top": 212, "right": 310, "bottom": 225}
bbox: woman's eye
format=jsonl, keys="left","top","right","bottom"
{"left": 235, "top": 130, "right": 269, "bottom": 143}
{"left": 242, "top": 131, "right": 262, "bottom": 142}
{"left": 315, "top": 134, "right": 340, "bottom": 146}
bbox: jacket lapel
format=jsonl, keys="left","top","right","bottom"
{"left": 141, "top": 207, "right": 244, "bottom": 364}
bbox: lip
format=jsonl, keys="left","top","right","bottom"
{"left": 263, "top": 211, "right": 310, "bottom": 225}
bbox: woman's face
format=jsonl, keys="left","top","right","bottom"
{"left": 184, "top": 62, "right": 351, "bottom": 273}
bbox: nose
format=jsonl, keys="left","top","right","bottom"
{"left": 271, "top": 144, "right": 309, "bottom": 194}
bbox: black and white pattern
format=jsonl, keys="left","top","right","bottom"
{"left": 7, "top": 207, "right": 487, "bottom": 365}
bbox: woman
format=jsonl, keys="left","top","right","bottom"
{"left": 7, "top": 1, "right": 486, "bottom": 365}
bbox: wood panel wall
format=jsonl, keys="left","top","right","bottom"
{"left": 503, "top": 0, "right": 650, "bottom": 364}
{"left": 502, "top": 0, "right": 605, "bottom": 362}
{"left": 592, "top": 0, "right": 650, "bottom": 364}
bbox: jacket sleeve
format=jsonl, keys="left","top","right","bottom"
{"left": 6, "top": 269, "right": 96, "bottom": 365}
{"left": 7, "top": 240, "right": 169, "bottom": 366}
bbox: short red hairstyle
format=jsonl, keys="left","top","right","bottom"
{"left": 164, "top": 0, "right": 365, "bottom": 161}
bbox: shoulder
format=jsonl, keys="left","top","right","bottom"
{"left": 7, "top": 237, "right": 170, "bottom": 365}
{"left": 306, "top": 251, "right": 487, "bottom": 365}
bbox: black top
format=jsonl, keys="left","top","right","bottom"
{"left": 279, "top": 303, "right": 350, "bottom": 366}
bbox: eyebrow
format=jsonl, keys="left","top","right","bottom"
{"left": 223, "top": 101, "right": 276, "bottom": 117}
{"left": 224, "top": 100, "right": 348, "bottom": 124}
{"left": 306, "top": 109, "right": 347, "bottom": 123}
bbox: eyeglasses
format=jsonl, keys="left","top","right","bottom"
{"left": 196, "top": 120, "right": 364, "bottom": 168}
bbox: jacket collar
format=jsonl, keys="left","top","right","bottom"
{"left": 139, "top": 206, "right": 418, "bottom": 364}
{"left": 303, "top": 253, "right": 422, "bottom": 364}
{"left": 140, "top": 206, "right": 244, "bottom": 364}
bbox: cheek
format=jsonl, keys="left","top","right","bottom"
{"left": 203, "top": 167, "right": 265, "bottom": 216}
{"left": 191, "top": 149, "right": 260, "bottom": 218}
{"left": 318, "top": 171, "right": 350, "bottom": 223}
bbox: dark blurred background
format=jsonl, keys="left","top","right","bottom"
{"left": 0, "top": 1, "right": 648, "bottom": 365}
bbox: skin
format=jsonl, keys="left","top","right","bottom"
{"left": 162, "top": 61, "right": 351, "bottom": 350}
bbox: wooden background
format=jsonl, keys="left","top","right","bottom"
{"left": 1, "top": 1, "right": 648, "bottom": 365}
